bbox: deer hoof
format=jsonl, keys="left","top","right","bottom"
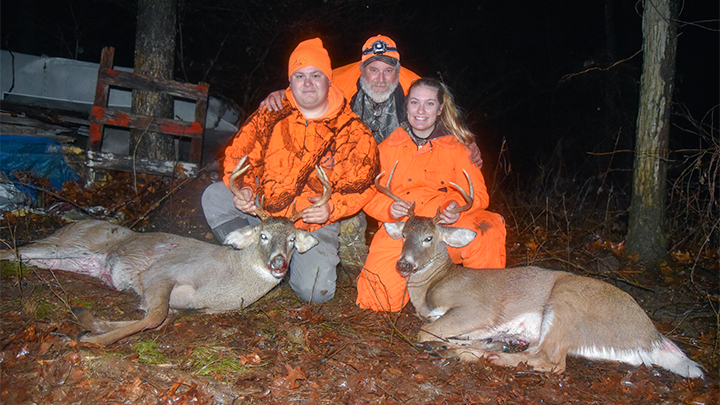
{"left": 77, "top": 330, "right": 93, "bottom": 341}
{"left": 72, "top": 307, "right": 98, "bottom": 333}
{"left": 418, "top": 341, "right": 448, "bottom": 353}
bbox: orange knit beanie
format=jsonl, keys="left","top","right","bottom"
{"left": 288, "top": 38, "right": 332, "bottom": 81}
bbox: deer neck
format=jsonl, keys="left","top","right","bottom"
{"left": 405, "top": 250, "right": 457, "bottom": 314}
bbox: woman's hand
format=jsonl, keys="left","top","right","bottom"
{"left": 436, "top": 201, "right": 461, "bottom": 225}
{"left": 390, "top": 200, "right": 414, "bottom": 220}
{"left": 233, "top": 187, "right": 257, "bottom": 214}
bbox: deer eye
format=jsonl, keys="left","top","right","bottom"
{"left": 424, "top": 236, "right": 433, "bottom": 243}
{"left": 260, "top": 233, "right": 268, "bottom": 241}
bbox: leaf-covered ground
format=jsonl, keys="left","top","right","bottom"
{"left": 1, "top": 172, "right": 717, "bottom": 404}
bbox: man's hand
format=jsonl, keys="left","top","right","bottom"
{"left": 466, "top": 143, "right": 483, "bottom": 169}
{"left": 390, "top": 200, "right": 414, "bottom": 220}
{"left": 436, "top": 201, "right": 461, "bottom": 225}
{"left": 233, "top": 187, "right": 257, "bottom": 214}
{"left": 259, "top": 90, "right": 286, "bottom": 112}
{"left": 300, "top": 196, "right": 331, "bottom": 224}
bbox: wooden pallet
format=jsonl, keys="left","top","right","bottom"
{"left": 86, "top": 46, "right": 209, "bottom": 182}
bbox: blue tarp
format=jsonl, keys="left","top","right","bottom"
{"left": 0, "top": 135, "right": 80, "bottom": 190}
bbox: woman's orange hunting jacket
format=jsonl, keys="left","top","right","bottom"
{"left": 363, "top": 127, "right": 490, "bottom": 221}
{"left": 357, "top": 126, "right": 506, "bottom": 312}
{"left": 222, "top": 84, "right": 379, "bottom": 232}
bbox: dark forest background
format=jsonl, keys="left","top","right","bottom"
{"left": 1, "top": 0, "right": 718, "bottom": 249}
{"left": 2, "top": 2, "right": 716, "bottom": 165}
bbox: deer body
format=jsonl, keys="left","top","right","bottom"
{"left": 385, "top": 219, "right": 704, "bottom": 379}
{"left": 1, "top": 219, "right": 318, "bottom": 345}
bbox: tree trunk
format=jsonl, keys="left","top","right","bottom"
{"left": 130, "top": 0, "right": 177, "bottom": 160}
{"left": 626, "top": 0, "right": 678, "bottom": 262}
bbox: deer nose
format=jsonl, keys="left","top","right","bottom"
{"left": 396, "top": 260, "right": 416, "bottom": 277}
{"left": 268, "top": 255, "right": 288, "bottom": 272}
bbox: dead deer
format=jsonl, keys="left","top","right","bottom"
{"left": 375, "top": 167, "right": 704, "bottom": 378}
{"left": 0, "top": 156, "right": 331, "bottom": 346}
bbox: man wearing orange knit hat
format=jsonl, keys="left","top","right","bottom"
{"left": 202, "top": 38, "right": 379, "bottom": 303}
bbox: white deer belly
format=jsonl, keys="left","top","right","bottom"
{"left": 169, "top": 284, "right": 200, "bottom": 310}
{"left": 457, "top": 312, "right": 544, "bottom": 342}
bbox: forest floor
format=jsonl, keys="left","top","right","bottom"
{"left": 0, "top": 170, "right": 717, "bottom": 404}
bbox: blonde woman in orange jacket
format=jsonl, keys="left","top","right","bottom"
{"left": 356, "top": 78, "right": 507, "bottom": 312}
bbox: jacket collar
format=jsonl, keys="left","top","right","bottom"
{"left": 387, "top": 123, "right": 460, "bottom": 149}
{"left": 285, "top": 84, "right": 346, "bottom": 122}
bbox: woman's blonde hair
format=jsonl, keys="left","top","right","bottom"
{"left": 406, "top": 78, "right": 475, "bottom": 145}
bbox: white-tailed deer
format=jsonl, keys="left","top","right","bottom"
{"left": 0, "top": 156, "right": 331, "bottom": 346}
{"left": 376, "top": 168, "right": 703, "bottom": 378}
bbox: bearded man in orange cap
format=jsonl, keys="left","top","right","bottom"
{"left": 202, "top": 38, "right": 379, "bottom": 304}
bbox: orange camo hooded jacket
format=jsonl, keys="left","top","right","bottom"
{"left": 222, "top": 84, "right": 380, "bottom": 232}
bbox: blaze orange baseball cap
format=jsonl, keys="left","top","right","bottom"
{"left": 288, "top": 38, "right": 332, "bottom": 81}
{"left": 361, "top": 35, "right": 400, "bottom": 66}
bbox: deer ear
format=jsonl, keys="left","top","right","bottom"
{"left": 384, "top": 222, "right": 405, "bottom": 239}
{"left": 294, "top": 231, "right": 319, "bottom": 253}
{"left": 223, "top": 226, "right": 258, "bottom": 249}
{"left": 440, "top": 226, "right": 476, "bottom": 248}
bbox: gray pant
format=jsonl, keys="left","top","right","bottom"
{"left": 201, "top": 181, "right": 339, "bottom": 303}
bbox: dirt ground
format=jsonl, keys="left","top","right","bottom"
{"left": 0, "top": 172, "right": 717, "bottom": 404}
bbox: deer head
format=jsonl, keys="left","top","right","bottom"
{"left": 225, "top": 155, "right": 329, "bottom": 276}
{"left": 385, "top": 216, "right": 476, "bottom": 277}
{"left": 377, "top": 162, "right": 476, "bottom": 276}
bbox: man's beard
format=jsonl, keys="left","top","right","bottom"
{"left": 359, "top": 75, "right": 399, "bottom": 103}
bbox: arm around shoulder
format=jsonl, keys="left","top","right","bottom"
{"left": 398, "top": 66, "right": 421, "bottom": 94}
{"left": 258, "top": 89, "right": 286, "bottom": 112}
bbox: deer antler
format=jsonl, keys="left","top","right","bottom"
{"left": 374, "top": 161, "right": 403, "bottom": 202}
{"left": 433, "top": 169, "right": 474, "bottom": 224}
{"left": 288, "top": 165, "right": 332, "bottom": 222}
{"left": 228, "top": 155, "right": 270, "bottom": 221}
{"left": 376, "top": 161, "right": 419, "bottom": 220}
{"left": 446, "top": 170, "right": 474, "bottom": 214}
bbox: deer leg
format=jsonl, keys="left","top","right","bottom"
{"left": 428, "top": 338, "right": 506, "bottom": 362}
{"left": 1, "top": 242, "right": 69, "bottom": 265}
{"left": 418, "top": 307, "right": 495, "bottom": 343}
{"left": 74, "top": 307, "right": 176, "bottom": 335}
{"left": 78, "top": 283, "right": 174, "bottom": 346}
{"left": 420, "top": 337, "right": 509, "bottom": 354}
{"left": 73, "top": 307, "right": 104, "bottom": 334}
{"left": 485, "top": 350, "right": 568, "bottom": 374}
{"left": 438, "top": 347, "right": 495, "bottom": 362}
{"left": 431, "top": 338, "right": 567, "bottom": 373}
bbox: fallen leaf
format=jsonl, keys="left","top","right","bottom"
{"left": 238, "top": 351, "right": 262, "bottom": 365}
{"left": 285, "top": 364, "right": 306, "bottom": 389}
{"left": 65, "top": 352, "right": 82, "bottom": 365}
